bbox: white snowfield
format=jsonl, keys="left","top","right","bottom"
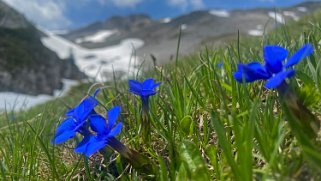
{"left": 209, "top": 10, "right": 230, "bottom": 18}
{"left": 268, "top": 12, "right": 285, "bottom": 24}
{"left": 248, "top": 29, "right": 263, "bottom": 36}
{"left": 161, "top": 17, "right": 171, "bottom": 23}
{"left": 0, "top": 79, "right": 77, "bottom": 111}
{"left": 75, "top": 30, "right": 117, "bottom": 43}
{"left": 0, "top": 30, "right": 143, "bottom": 111}
{"left": 248, "top": 24, "right": 264, "bottom": 36}
{"left": 297, "top": 7, "right": 307, "bottom": 12}
{"left": 283, "top": 11, "right": 299, "bottom": 21}
{"left": 41, "top": 30, "right": 144, "bottom": 81}
{"left": 181, "top": 24, "right": 187, "bottom": 30}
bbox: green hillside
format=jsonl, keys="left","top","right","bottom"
{"left": 0, "top": 10, "right": 320, "bottom": 180}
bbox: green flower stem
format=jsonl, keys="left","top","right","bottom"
{"left": 108, "top": 137, "right": 157, "bottom": 176}
{"left": 141, "top": 97, "right": 151, "bottom": 143}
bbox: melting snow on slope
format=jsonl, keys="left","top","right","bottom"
{"left": 41, "top": 30, "right": 144, "bottom": 81}
{"left": 248, "top": 24, "right": 264, "bottom": 36}
{"left": 248, "top": 30, "right": 263, "bottom": 36}
{"left": 283, "top": 11, "right": 299, "bottom": 21}
{"left": 161, "top": 18, "right": 171, "bottom": 23}
{"left": 209, "top": 10, "right": 230, "bottom": 17}
{"left": 0, "top": 79, "right": 77, "bottom": 111}
{"left": 268, "top": 12, "right": 285, "bottom": 24}
{"left": 181, "top": 24, "right": 187, "bottom": 30}
{"left": 297, "top": 7, "right": 307, "bottom": 12}
{"left": 75, "top": 30, "right": 117, "bottom": 43}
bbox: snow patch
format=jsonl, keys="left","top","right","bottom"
{"left": 283, "top": 11, "right": 299, "bottom": 21}
{"left": 181, "top": 24, "right": 187, "bottom": 30}
{"left": 297, "top": 7, "right": 307, "bottom": 12}
{"left": 41, "top": 30, "right": 144, "bottom": 81}
{"left": 161, "top": 18, "right": 171, "bottom": 23}
{"left": 209, "top": 10, "right": 230, "bottom": 17}
{"left": 248, "top": 29, "right": 263, "bottom": 36}
{"left": 248, "top": 24, "right": 264, "bottom": 36}
{"left": 0, "top": 79, "right": 77, "bottom": 111}
{"left": 75, "top": 30, "right": 116, "bottom": 44}
{"left": 268, "top": 12, "right": 285, "bottom": 24}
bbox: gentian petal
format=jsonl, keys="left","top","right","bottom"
{"left": 285, "top": 44, "right": 313, "bottom": 68}
{"left": 128, "top": 80, "right": 142, "bottom": 95}
{"left": 141, "top": 90, "right": 157, "bottom": 97}
{"left": 74, "top": 135, "right": 95, "bottom": 153}
{"left": 233, "top": 62, "right": 270, "bottom": 83}
{"left": 83, "top": 139, "right": 107, "bottom": 157}
{"left": 55, "top": 118, "right": 76, "bottom": 135}
{"left": 265, "top": 70, "right": 295, "bottom": 89}
{"left": 53, "top": 130, "right": 76, "bottom": 144}
{"left": 73, "top": 96, "right": 98, "bottom": 121}
{"left": 264, "top": 45, "right": 288, "bottom": 73}
{"left": 233, "top": 71, "right": 245, "bottom": 82}
{"left": 89, "top": 114, "right": 107, "bottom": 134}
{"left": 108, "top": 122, "right": 123, "bottom": 137}
{"left": 151, "top": 82, "right": 162, "bottom": 89}
{"left": 65, "top": 108, "right": 75, "bottom": 117}
{"left": 246, "top": 62, "right": 271, "bottom": 79}
{"left": 216, "top": 62, "right": 223, "bottom": 68}
{"left": 142, "top": 78, "right": 155, "bottom": 89}
{"left": 107, "top": 106, "right": 121, "bottom": 130}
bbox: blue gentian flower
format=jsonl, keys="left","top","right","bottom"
{"left": 216, "top": 62, "right": 224, "bottom": 68}
{"left": 52, "top": 90, "right": 100, "bottom": 144}
{"left": 233, "top": 44, "right": 313, "bottom": 89}
{"left": 128, "top": 78, "right": 161, "bottom": 109}
{"left": 75, "top": 106, "right": 123, "bottom": 157}
{"left": 129, "top": 78, "right": 161, "bottom": 97}
{"left": 233, "top": 62, "right": 271, "bottom": 82}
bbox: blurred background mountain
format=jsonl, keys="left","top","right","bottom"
{"left": 62, "top": 1, "right": 321, "bottom": 66}
{"left": 0, "top": 1, "right": 85, "bottom": 95}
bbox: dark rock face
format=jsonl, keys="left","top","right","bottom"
{"left": 62, "top": 14, "right": 154, "bottom": 48}
{"left": 0, "top": 1, "right": 29, "bottom": 29}
{"left": 0, "top": 1, "right": 86, "bottom": 95}
{"left": 65, "top": 14, "right": 152, "bottom": 38}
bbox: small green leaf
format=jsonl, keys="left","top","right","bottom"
{"left": 180, "top": 116, "right": 193, "bottom": 135}
{"left": 158, "top": 156, "right": 169, "bottom": 181}
{"left": 178, "top": 140, "right": 210, "bottom": 181}
{"left": 176, "top": 164, "right": 188, "bottom": 181}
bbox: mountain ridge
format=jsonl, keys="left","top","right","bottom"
{"left": 0, "top": 0, "right": 86, "bottom": 95}
{"left": 61, "top": 1, "right": 321, "bottom": 67}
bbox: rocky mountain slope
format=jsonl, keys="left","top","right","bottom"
{"left": 63, "top": 1, "right": 321, "bottom": 67}
{"left": 0, "top": 1, "right": 85, "bottom": 95}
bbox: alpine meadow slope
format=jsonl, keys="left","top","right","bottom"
{"left": 0, "top": 3, "right": 321, "bottom": 181}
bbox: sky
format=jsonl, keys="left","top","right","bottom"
{"left": 2, "top": 0, "right": 320, "bottom": 30}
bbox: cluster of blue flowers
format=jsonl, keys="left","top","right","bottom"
{"left": 53, "top": 78, "right": 161, "bottom": 157}
{"left": 233, "top": 44, "right": 313, "bottom": 89}
{"left": 53, "top": 89, "right": 122, "bottom": 157}
{"left": 53, "top": 43, "right": 314, "bottom": 159}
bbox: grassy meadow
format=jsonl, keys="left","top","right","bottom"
{"left": 0, "top": 10, "right": 321, "bottom": 180}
